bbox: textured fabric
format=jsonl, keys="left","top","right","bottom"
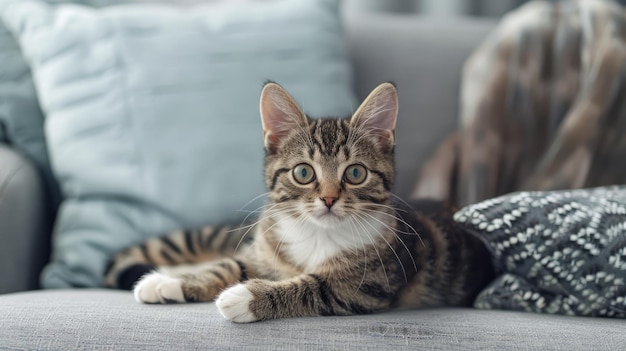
{"left": 0, "top": 145, "right": 50, "bottom": 293}
{"left": 455, "top": 186, "right": 626, "bottom": 318}
{"left": 344, "top": 13, "right": 494, "bottom": 197}
{"left": 1, "top": 289, "right": 626, "bottom": 350}
{"left": 1, "top": 0, "right": 356, "bottom": 289}
{"left": 413, "top": 0, "right": 626, "bottom": 207}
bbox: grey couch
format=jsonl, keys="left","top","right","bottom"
{"left": 2, "top": 11, "right": 625, "bottom": 350}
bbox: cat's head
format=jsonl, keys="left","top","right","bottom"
{"left": 260, "top": 82, "right": 398, "bottom": 228}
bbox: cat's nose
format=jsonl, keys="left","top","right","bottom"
{"left": 321, "top": 197, "right": 338, "bottom": 209}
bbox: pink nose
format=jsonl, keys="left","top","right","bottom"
{"left": 321, "top": 197, "right": 338, "bottom": 208}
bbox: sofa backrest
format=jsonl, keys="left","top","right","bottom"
{"left": 345, "top": 13, "right": 494, "bottom": 196}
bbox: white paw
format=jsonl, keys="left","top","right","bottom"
{"left": 216, "top": 284, "right": 257, "bottom": 323}
{"left": 133, "top": 272, "right": 185, "bottom": 304}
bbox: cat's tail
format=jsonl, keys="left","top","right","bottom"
{"left": 103, "top": 224, "right": 254, "bottom": 290}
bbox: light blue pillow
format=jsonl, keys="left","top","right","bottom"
{"left": 0, "top": 15, "right": 62, "bottom": 210}
{"left": 1, "top": 0, "right": 356, "bottom": 288}
{"left": 0, "top": 1, "right": 156, "bottom": 215}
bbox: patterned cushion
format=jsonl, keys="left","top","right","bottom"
{"left": 454, "top": 186, "right": 626, "bottom": 318}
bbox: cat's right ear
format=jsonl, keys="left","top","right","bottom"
{"left": 260, "top": 82, "right": 308, "bottom": 154}
{"left": 350, "top": 82, "right": 398, "bottom": 153}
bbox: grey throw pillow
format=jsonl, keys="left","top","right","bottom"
{"left": 454, "top": 186, "right": 626, "bottom": 318}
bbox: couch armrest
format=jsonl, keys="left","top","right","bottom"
{"left": 0, "top": 144, "right": 51, "bottom": 294}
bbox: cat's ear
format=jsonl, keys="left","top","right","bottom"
{"left": 260, "top": 82, "right": 308, "bottom": 153}
{"left": 350, "top": 82, "right": 398, "bottom": 151}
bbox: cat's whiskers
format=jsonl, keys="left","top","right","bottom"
{"left": 364, "top": 202, "right": 408, "bottom": 213}
{"left": 237, "top": 192, "right": 271, "bottom": 213}
{"left": 350, "top": 212, "right": 391, "bottom": 291}
{"left": 235, "top": 206, "right": 298, "bottom": 256}
{"left": 355, "top": 209, "right": 418, "bottom": 274}
{"left": 234, "top": 200, "right": 281, "bottom": 222}
{"left": 230, "top": 203, "right": 282, "bottom": 242}
{"left": 361, "top": 207, "right": 425, "bottom": 248}
{"left": 359, "top": 208, "right": 418, "bottom": 236}
{"left": 236, "top": 208, "right": 266, "bottom": 214}
{"left": 260, "top": 208, "right": 301, "bottom": 237}
{"left": 347, "top": 216, "right": 370, "bottom": 295}
{"left": 390, "top": 194, "right": 418, "bottom": 214}
{"left": 232, "top": 202, "right": 281, "bottom": 234}
{"left": 352, "top": 211, "right": 408, "bottom": 284}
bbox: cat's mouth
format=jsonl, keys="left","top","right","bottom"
{"left": 318, "top": 210, "right": 340, "bottom": 219}
{"left": 310, "top": 207, "right": 344, "bottom": 226}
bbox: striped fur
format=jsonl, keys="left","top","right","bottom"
{"left": 104, "top": 82, "right": 494, "bottom": 322}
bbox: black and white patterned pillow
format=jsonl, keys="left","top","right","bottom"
{"left": 454, "top": 186, "right": 626, "bottom": 318}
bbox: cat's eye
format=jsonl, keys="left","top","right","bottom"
{"left": 293, "top": 164, "right": 316, "bottom": 184}
{"left": 344, "top": 164, "right": 367, "bottom": 185}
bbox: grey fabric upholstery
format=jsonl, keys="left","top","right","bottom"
{"left": 1, "top": 289, "right": 625, "bottom": 350}
{"left": 345, "top": 13, "right": 494, "bottom": 197}
{"left": 0, "top": 145, "right": 50, "bottom": 294}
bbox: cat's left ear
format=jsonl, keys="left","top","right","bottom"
{"left": 350, "top": 82, "right": 398, "bottom": 151}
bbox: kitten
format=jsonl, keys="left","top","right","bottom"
{"left": 104, "top": 82, "right": 495, "bottom": 323}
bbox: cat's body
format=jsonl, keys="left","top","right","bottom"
{"left": 104, "top": 82, "right": 495, "bottom": 322}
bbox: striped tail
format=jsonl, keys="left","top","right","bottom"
{"left": 104, "top": 224, "right": 254, "bottom": 290}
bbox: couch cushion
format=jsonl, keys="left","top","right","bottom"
{"left": 1, "top": 289, "right": 625, "bottom": 350}
{"left": 454, "top": 186, "right": 626, "bottom": 318}
{"left": 1, "top": 0, "right": 356, "bottom": 288}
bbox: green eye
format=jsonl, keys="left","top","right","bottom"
{"left": 293, "top": 164, "right": 316, "bottom": 184}
{"left": 344, "top": 164, "right": 367, "bottom": 185}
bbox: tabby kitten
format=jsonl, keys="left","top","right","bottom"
{"left": 104, "top": 82, "right": 495, "bottom": 323}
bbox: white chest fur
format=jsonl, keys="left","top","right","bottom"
{"left": 275, "top": 215, "right": 385, "bottom": 272}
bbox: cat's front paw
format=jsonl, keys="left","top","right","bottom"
{"left": 134, "top": 272, "right": 185, "bottom": 304}
{"left": 216, "top": 284, "right": 257, "bottom": 323}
